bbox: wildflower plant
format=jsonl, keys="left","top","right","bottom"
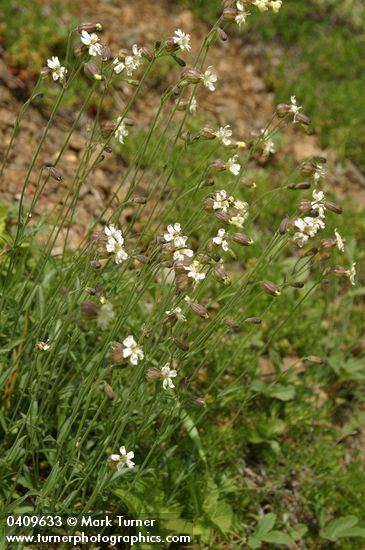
{"left": 0, "top": 2, "right": 361, "bottom": 546}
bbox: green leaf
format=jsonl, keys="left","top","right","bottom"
{"left": 255, "top": 513, "right": 277, "bottom": 537}
{"left": 247, "top": 536, "right": 261, "bottom": 549}
{"left": 262, "top": 530, "right": 293, "bottom": 545}
{"left": 320, "top": 516, "right": 365, "bottom": 541}
{"left": 208, "top": 500, "right": 233, "bottom": 535}
{"left": 266, "top": 384, "right": 295, "bottom": 401}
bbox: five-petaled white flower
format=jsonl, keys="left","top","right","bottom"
{"left": 213, "top": 228, "right": 230, "bottom": 251}
{"left": 160, "top": 363, "right": 177, "bottom": 390}
{"left": 229, "top": 214, "right": 246, "bottom": 229}
{"left": 109, "top": 446, "right": 135, "bottom": 470}
{"left": 114, "top": 117, "right": 129, "bottom": 144}
{"left": 173, "top": 248, "right": 194, "bottom": 261}
{"left": 311, "top": 189, "right": 326, "bottom": 217}
{"left": 236, "top": 1, "right": 250, "bottom": 26}
{"left": 226, "top": 155, "right": 241, "bottom": 176}
{"left": 202, "top": 66, "right": 217, "bottom": 92}
{"left": 215, "top": 125, "right": 232, "bottom": 146}
{"left": 165, "top": 307, "right": 186, "bottom": 322}
{"left": 164, "top": 223, "right": 186, "bottom": 248}
{"left": 173, "top": 29, "right": 191, "bottom": 51}
{"left": 289, "top": 95, "right": 302, "bottom": 123}
{"left": 293, "top": 216, "right": 325, "bottom": 247}
{"left": 334, "top": 228, "right": 345, "bottom": 252}
{"left": 234, "top": 199, "right": 249, "bottom": 218}
{"left": 122, "top": 335, "right": 144, "bottom": 365}
{"left": 97, "top": 302, "right": 115, "bottom": 330}
{"left": 184, "top": 260, "right": 206, "bottom": 282}
{"left": 270, "top": 0, "right": 282, "bottom": 13}
{"left": 105, "top": 225, "right": 128, "bottom": 264}
{"left": 47, "top": 56, "right": 67, "bottom": 82}
{"left": 313, "top": 164, "right": 325, "bottom": 184}
{"left": 80, "top": 30, "right": 103, "bottom": 56}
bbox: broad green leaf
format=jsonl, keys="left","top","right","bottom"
{"left": 262, "top": 530, "right": 293, "bottom": 545}
{"left": 320, "top": 515, "right": 365, "bottom": 541}
{"left": 255, "top": 513, "right": 277, "bottom": 537}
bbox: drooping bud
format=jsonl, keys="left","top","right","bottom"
{"left": 173, "top": 337, "right": 190, "bottom": 351}
{"left": 84, "top": 62, "right": 104, "bottom": 80}
{"left": 224, "top": 318, "right": 241, "bottom": 331}
{"left": 110, "top": 341, "right": 126, "bottom": 365}
{"left": 103, "top": 382, "right": 115, "bottom": 401}
{"left": 305, "top": 355, "right": 324, "bottom": 364}
{"left": 261, "top": 280, "right": 281, "bottom": 297}
{"left": 78, "top": 22, "right": 102, "bottom": 33}
{"left": 296, "top": 113, "right": 311, "bottom": 126}
{"left": 192, "top": 396, "right": 206, "bottom": 407}
{"left": 290, "top": 281, "right": 305, "bottom": 288}
{"left": 100, "top": 46, "right": 111, "bottom": 62}
{"left": 213, "top": 267, "right": 231, "bottom": 285}
{"left": 288, "top": 181, "right": 311, "bottom": 190}
{"left": 165, "top": 37, "right": 180, "bottom": 52}
{"left": 218, "top": 28, "right": 228, "bottom": 42}
{"left": 298, "top": 199, "right": 312, "bottom": 212}
{"left": 244, "top": 317, "right": 262, "bottom": 324}
{"left": 136, "top": 255, "right": 151, "bottom": 265}
{"left": 210, "top": 159, "right": 226, "bottom": 172}
{"left": 201, "top": 178, "right": 215, "bottom": 187}
{"left": 200, "top": 127, "right": 217, "bottom": 140}
{"left": 215, "top": 211, "right": 231, "bottom": 224}
{"left": 80, "top": 301, "right": 100, "bottom": 319}
{"left": 232, "top": 233, "right": 253, "bottom": 246}
{"left": 300, "top": 162, "right": 317, "bottom": 177}
{"left": 324, "top": 201, "right": 343, "bottom": 215}
{"left": 188, "top": 301, "right": 210, "bottom": 319}
{"left": 279, "top": 217, "right": 289, "bottom": 235}
{"left": 140, "top": 47, "right": 154, "bottom": 61}
{"left": 321, "top": 238, "right": 336, "bottom": 249}
{"left": 46, "top": 166, "right": 64, "bottom": 181}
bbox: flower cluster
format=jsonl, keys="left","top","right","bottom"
{"left": 114, "top": 117, "right": 129, "bottom": 144}
{"left": 109, "top": 446, "right": 135, "bottom": 470}
{"left": 163, "top": 223, "right": 194, "bottom": 261}
{"left": 252, "top": 0, "right": 282, "bottom": 13}
{"left": 47, "top": 56, "right": 67, "bottom": 82}
{"left": 173, "top": 29, "right": 191, "bottom": 51}
{"left": 113, "top": 45, "right": 143, "bottom": 76}
{"left": 292, "top": 189, "right": 327, "bottom": 247}
{"left": 81, "top": 30, "right": 103, "bottom": 56}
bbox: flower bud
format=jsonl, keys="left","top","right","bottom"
{"left": 103, "top": 382, "right": 115, "bottom": 401}
{"left": 324, "top": 201, "right": 343, "bottom": 215}
{"left": 232, "top": 233, "right": 253, "bottom": 246}
{"left": 296, "top": 113, "right": 311, "bottom": 126}
{"left": 305, "top": 355, "right": 324, "bottom": 364}
{"left": 165, "top": 38, "right": 180, "bottom": 52}
{"left": 136, "top": 255, "right": 151, "bottom": 265}
{"left": 298, "top": 199, "right": 312, "bottom": 212}
{"left": 215, "top": 211, "right": 231, "bottom": 224}
{"left": 80, "top": 301, "right": 100, "bottom": 319}
{"left": 290, "top": 281, "right": 305, "bottom": 288}
{"left": 261, "top": 280, "right": 281, "bottom": 297}
{"left": 288, "top": 181, "right": 311, "bottom": 190}
{"left": 300, "top": 162, "right": 316, "bottom": 177}
{"left": 46, "top": 166, "right": 63, "bottom": 181}
{"left": 244, "top": 317, "right": 262, "bottom": 324}
{"left": 175, "top": 272, "right": 190, "bottom": 293}
{"left": 173, "top": 338, "right": 190, "bottom": 351}
{"left": 192, "top": 396, "right": 206, "bottom": 407}
{"left": 132, "top": 196, "right": 147, "bottom": 205}
{"left": 321, "top": 239, "right": 336, "bottom": 249}
{"left": 279, "top": 217, "right": 289, "bottom": 235}
{"left": 90, "top": 260, "right": 103, "bottom": 269}
{"left": 78, "top": 22, "right": 102, "bottom": 33}
{"left": 213, "top": 267, "right": 231, "bottom": 285}
{"left": 181, "top": 67, "right": 202, "bottom": 84}
{"left": 275, "top": 103, "right": 291, "bottom": 118}
{"left": 100, "top": 46, "right": 111, "bottom": 62}
{"left": 140, "top": 47, "right": 154, "bottom": 61}
{"left": 224, "top": 318, "right": 241, "bottom": 331}
{"left": 84, "top": 62, "right": 104, "bottom": 80}
{"left": 203, "top": 196, "right": 215, "bottom": 211}
{"left": 201, "top": 178, "right": 215, "bottom": 187}
{"left": 188, "top": 301, "right": 210, "bottom": 319}
{"left": 218, "top": 28, "right": 228, "bottom": 41}
{"left": 146, "top": 367, "right": 162, "bottom": 381}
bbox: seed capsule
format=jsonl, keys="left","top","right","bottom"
{"left": 218, "top": 28, "right": 228, "bottom": 41}
{"left": 78, "top": 22, "right": 102, "bottom": 33}
{"left": 46, "top": 166, "right": 64, "bottom": 181}
{"left": 305, "top": 355, "right": 324, "bottom": 364}
{"left": 188, "top": 302, "right": 210, "bottom": 319}
{"left": 200, "top": 127, "right": 217, "bottom": 140}
{"left": 288, "top": 181, "right": 311, "bottom": 190}
{"left": 261, "top": 280, "right": 281, "bottom": 297}
{"left": 324, "top": 201, "right": 343, "bottom": 215}
{"left": 210, "top": 159, "right": 226, "bottom": 172}
{"left": 224, "top": 318, "right": 241, "bottom": 330}
{"left": 80, "top": 301, "right": 100, "bottom": 319}
{"left": 275, "top": 103, "right": 291, "bottom": 118}
{"left": 173, "top": 338, "right": 190, "bottom": 351}
{"left": 232, "top": 233, "right": 253, "bottom": 246}
{"left": 296, "top": 113, "right": 311, "bottom": 126}
{"left": 223, "top": 7, "right": 238, "bottom": 20}
{"left": 279, "top": 217, "right": 289, "bottom": 235}
{"left": 213, "top": 267, "right": 231, "bottom": 285}
{"left": 290, "top": 281, "right": 305, "bottom": 288}
{"left": 146, "top": 367, "right": 162, "bottom": 381}
{"left": 181, "top": 67, "right": 202, "bottom": 84}
{"left": 244, "top": 317, "right": 262, "bottom": 324}
{"left": 84, "top": 62, "right": 104, "bottom": 80}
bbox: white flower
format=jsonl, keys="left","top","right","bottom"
{"left": 213, "top": 228, "right": 230, "bottom": 251}
{"left": 109, "top": 446, "right": 135, "bottom": 470}
{"left": 80, "top": 30, "right": 103, "bottom": 56}
{"left": 235, "top": 1, "right": 250, "bottom": 26}
{"left": 173, "top": 29, "right": 191, "bottom": 51}
{"left": 189, "top": 96, "right": 198, "bottom": 114}
{"left": 215, "top": 125, "right": 232, "bottom": 146}
{"left": 202, "top": 66, "right": 217, "bottom": 92}
{"left": 253, "top": 0, "right": 269, "bottom": 11}
{"left": 226, "top": 155, "right": 241, "bottom": 176}
{"left": 270, "top": 0, "right": 282, "bottom": 13}
{"left": 229, "top": 214, "right": 246, "bottom": 229}
{"left": 289, "top": 95, "right": 302, "bottom": 123}
{"left": 105, "top": 225, "right": 128, "bottom": 264}
{"left": 311, "top": 189, "right": 326, "bottom": 218}
{"left": 349, "top": 262, "right": 356, "bottom": 285}
{"left": 35, "top": 341, "right": 50, "bottom": 351}
{"left": 213, "top": 190, "right": 231, "bottom": 212}
{"left": 114, "top": 117, "right": 129, "bottom": 144}
{"left": 260, "top": 128, "right": 276, "bottom": 156}
{"left": 160, "top": 363, "right": 177, "bottom": 390}
{"left": 184, "top": 260, "right": 206, "bottom": 282}
{"left": 113, "top": 58, "right": 125, "bottom": 74}
{"left": 97, "top": 302, "right": 115, "bottom": 330}
{"left": 47, "top": 56, "right": 67, "bottom": 82}
{"left": 173, "top": 248, "right": 194, "bottom": 261}
{"left": 122, "top": 335, "right": 144, "bottom": 365}
{"left": 164, "top": 223, "right": 187, "bottom": 248}
{"left": 165, "top": 307, "right": 186, "bottom": 322}
{"left": 314, "top": 164, "right": 325, "bottom": 184}
{"left": 292, "top": 215, "right": 325, "bottom": 247}
{"left": 233, "top": 199, "right": 249, "bottom": 217}
{"left": 334, "top": 228, "right": 345, "bottom": 252}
